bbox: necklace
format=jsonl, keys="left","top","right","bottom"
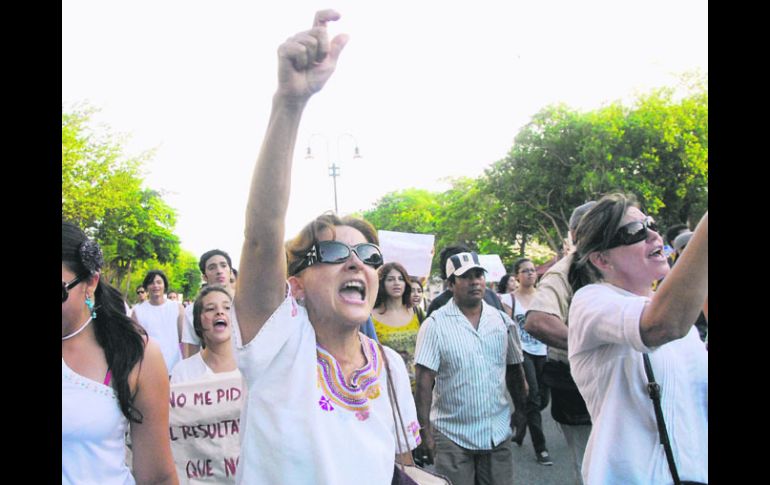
{"left": 62, "top": 316, "right": 93, "bottom": 341}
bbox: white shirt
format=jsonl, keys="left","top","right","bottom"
{"left": 568, "top": 283, "right": 708, "bottom": 485}
{"left": 497, "top": 292, "right": 513, "bottom": 308}
{"left": 62, "top": 359, "right": 134, "bottom": 485}
{"left": 235, "top": 295, "right": 419, "bottom": 485}
{"left": 512, "top": 296, "right": 547, "bottom": 356}
{"left": 133, "top": 300, "right": 182, "bottom": 374}
{"left": 170, "top": 352, "right": 242, "bottom": 385}
{"left": 414, "top": 299, "right": 524, "bottom": 450}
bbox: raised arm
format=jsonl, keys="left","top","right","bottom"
{"left": 235, "top": 10, "right": 348, "bottom": 345}
{"left": 640, "top": 212, "right": 708, "bottom": 346}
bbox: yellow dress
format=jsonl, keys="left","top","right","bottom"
{"left": 371, "top": 312, "right": 420, "bottom": 392}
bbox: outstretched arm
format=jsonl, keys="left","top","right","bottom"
{"left": 641, "top": 212, "right": 708, "bottom": 346}
{"left": 236, "top": 10, "right": 348, "bottom": 345}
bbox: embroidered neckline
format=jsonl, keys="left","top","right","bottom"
{"left": 316, "top": 336, "right": 383, "bottom": 417}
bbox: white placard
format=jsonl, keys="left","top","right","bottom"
{"left": 478, "top": 254, "right": 507, "bottom": 284}
{"left": 169, "top": 375, "right": 244, "bottom": 484}
{"left": 377, "top": 230, "right": 435, "bottom": 278}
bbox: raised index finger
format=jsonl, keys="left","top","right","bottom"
{"left": 313, "top": 9, "right": 341, "bottom": 28}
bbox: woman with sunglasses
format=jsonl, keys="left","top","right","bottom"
{"left": 566, "top": 193, "right": 708, "bottom": 484}
{"left": 372, "top": 263, "right": 421, "bottom": 391}
{"left": 62, "top": 221, "right": 178, "bottom": 484}
{"left": 232, "top": 10, "right": 419, "bottom": 484}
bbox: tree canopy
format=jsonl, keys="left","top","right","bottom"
{"left": 62, "top": 105, "right": 182, "bottom": 296}
{"left": 362, "top": 77, "right": 708, "bottom": 275}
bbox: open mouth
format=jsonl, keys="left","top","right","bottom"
{"left": 213, "top": 318, "right": 228, "bottom": 329}
{"left": 339, "top": 280, "right": 366, "bottom": 302}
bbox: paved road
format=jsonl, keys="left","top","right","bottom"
{"left": 508, "top": 401, "right": 580, "bottom": 485}
{"left": 423, "top": 401, "right": 582, "bottom": 485}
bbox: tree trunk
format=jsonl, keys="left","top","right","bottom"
{"left": 123, "top": 260, "right": 133, "bottom": 300}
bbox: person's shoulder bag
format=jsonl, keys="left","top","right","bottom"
{"left": 643, "top": 353, "right": 706, "bottom": 485}
{"left": 379, "top": 343, "right": 452, "bottom": 485}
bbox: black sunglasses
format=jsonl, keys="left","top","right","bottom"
{"left": 62, "top": 274, "right": 86, "bottom": 303}
{"left": 290, "top": 240, "right": 384, "bottom": 276}
{"left": 608, "top": 217, "right": 659, "bottom": 249}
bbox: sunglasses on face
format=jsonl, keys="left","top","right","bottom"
{"left": 62, "top": 274, "right": 86, "bottom": 303}
{"left": 136, "top": 289, "right": 146, "bottom": 295}
{"left": 608, "top": 216, "right": 659, "bottom": 249}
{"left": 290, "top": 240, "right": 384, "bottom": 276}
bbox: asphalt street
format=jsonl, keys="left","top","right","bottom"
{"left": 423, "top": 401, "right": 582, "bottom": 485}
{"left": 508, "top": 401, "right": 581, "bottom": 485}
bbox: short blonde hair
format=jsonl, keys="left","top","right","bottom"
{"left": 286, "top": 212, "right": 379, "bottom": 277}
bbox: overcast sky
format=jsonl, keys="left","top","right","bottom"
{"left": 62, "top": 0, "right": 707, "bottom": 269}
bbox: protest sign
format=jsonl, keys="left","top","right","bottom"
{"left": 478, "top": 254, "right": 507, "bottom": 284}
{"left": 169, "top": 375, "right": 244, "bottom": 484}
{"left": 377, "top": 230, "right": 435, "bottom": 278}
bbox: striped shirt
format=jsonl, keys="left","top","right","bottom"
{"left": 415, "top": 298, "right": 524, "bottom": 450}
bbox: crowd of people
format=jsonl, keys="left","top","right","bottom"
{"left": 62, "top": 9, "right": 708, "bottom": 485}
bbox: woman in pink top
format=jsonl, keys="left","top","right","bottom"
{"left": 62, "top": 220, "right": 177, "bottom": 484}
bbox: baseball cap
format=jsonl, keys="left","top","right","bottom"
{"left": 673, "top": 231, "right": 693, "bottom": 252}
{"left": 445, "top": 251, "right": 486, "bottom": 278}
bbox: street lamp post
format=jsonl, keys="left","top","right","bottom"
{"left": 305, "top": 133, "right": 362, "bottom": 214}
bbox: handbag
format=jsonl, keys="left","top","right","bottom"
{"left": 642, "top": 353, "right": 706, "bottom": 485}
{"left": 378, "top": 343, "right": 452, "bottom": 485}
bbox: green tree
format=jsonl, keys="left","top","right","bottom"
{"left": 359, "top": 76, "right": 706, "bottom": 276}
{"left": 362, "top": 188, "right": 441, "bottom": 235}
{"left": 63, "top": 104, "right": 182, "bottom": 296}
{"left": 484, "top": 76, "right": 707, "bottom": 253}
{"left": 127, "top": 250, "right": 202, "bottom": 305}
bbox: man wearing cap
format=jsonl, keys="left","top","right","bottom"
{"left": 414, "top": 251, "right": 528, "bottom": 485}
{"left": 524, "top": 201, "right": 595, "bottom": 485}
{"left": 426, "top": 243, "right": 505, "bottom": 318}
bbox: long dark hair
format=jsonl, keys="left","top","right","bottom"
{"left": 567, "top": 193, "right": 639, "bottom": 293}
{"left": 373, "top": 262, "right": 412, "bottom": 310}
{"left": 62, "top": 220, "right": 147, "bottom": 423}
{"left": 497, "top": 274, "right": 513, "bottom": 293}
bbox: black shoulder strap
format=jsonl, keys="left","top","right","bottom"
{"left": 643, "top": 353, "right": 681, "bottom": 485}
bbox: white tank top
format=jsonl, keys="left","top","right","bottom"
{"left": 512, "top": 297, "right": 548, "bottom": 356}
{"left": 133, "top": 300, "right": 182, "bottom": 374}
{"left": 62, "top": 359, "right": 135, "bottom": 485}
